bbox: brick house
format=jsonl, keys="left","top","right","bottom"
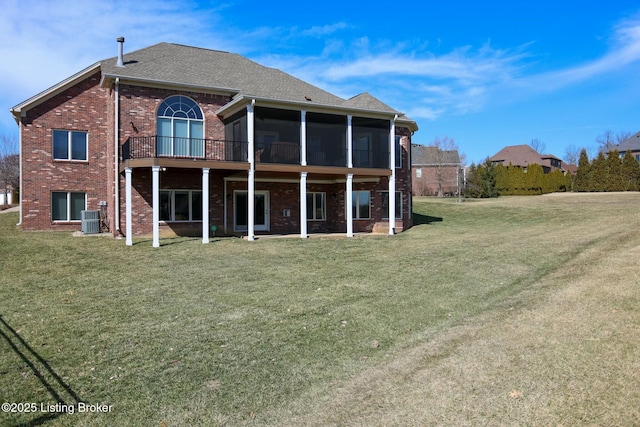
{"left": 489, "top": 144, "right": 565, "bottom": 174}
{"left": 10, "top": 39, "right": 418, "bottom": 246}
{"left": 616, "top": 131, "right": 640, "bottom": 161}
{"left": 411, "top": 144, "right": 461, "bottom": 196}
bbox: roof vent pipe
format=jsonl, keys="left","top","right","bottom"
{"left": 116, "top": 36, "right": 125, "bottom": 67}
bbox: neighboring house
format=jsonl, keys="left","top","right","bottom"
{"left": 10, "top": 39, "right": 417, "bottom": 246}
{"left": 411, "top": 144, "right": 461, "bottom": 196}
{"left": 616, "top": 131, "right": 640, "bottom": 161}
{"left": 489, "top": 144, "right": 564, "bottom": 174}
{"left": 0, "top": 189, "right": 12, "bottom": 206}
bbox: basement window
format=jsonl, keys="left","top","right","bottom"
{"left": 52, "top": 191, "right": 86, "bottom": 221}
{"left": 160, "top": 190, "right": 202, "bottom": 222}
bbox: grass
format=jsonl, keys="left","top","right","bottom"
{"left": 0, "top": 193, "right": 639, "bottom": 426}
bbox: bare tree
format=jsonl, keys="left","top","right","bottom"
{"left": 429, "top": 136, "right": 462, "bottom": 198}
{"left": 596, "top": 130, "right": 633, "bottom": 154}
{"left": 563, "top": 143, "right": 581, "bottom": 165}
{"left": 529, "top": 138, "right": 546, "bottom": 154}
{"left": 0, "top": 133, "right": 19, "bottom": 204}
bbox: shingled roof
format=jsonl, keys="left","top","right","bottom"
{"left": 13, "top": 41, "right": 417, "bottom": 130}
{"left": 100, "top": 43, "right": 347, "bottom": 107}
{"left": 616, "top": 131, "right": 640, "bottom": 152}
{"left": 411, "top": 144, "right": 460, "bottom": 165}
{"left": 489, "top": 144, "right": 563, "bottom": 171}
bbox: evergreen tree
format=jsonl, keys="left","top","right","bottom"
{"left": 526, "top": 164, "right": 544, "bottom": 194}
{"left": 478, "top": 159, "right": 498, "bottom": 198}
{"left": 508, "top": 164, "right": 524, "bottom": 195}
{"left": 574, "top": 149, "right": 591, "bottom": 191}
{"left": 495, "top": 164, "right": 509, "bottom": 195}
{"left": 606, "top": 150, "right": 625, "bottom": 191}
{"left": 621, "top": 151, "right": 640, "bottom": 191}
{"left": 590, "top": 152, "right": 608, "bottom": 192}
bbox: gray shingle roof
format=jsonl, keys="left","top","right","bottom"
{"left": 616, "top": 131, "right": 640, "bottom": 151}
{"left": 411, "top": 144, "right": 460, "bottom": 165}
{"left": 100, "top": 43, "right": 408, "bottom": 119}
{"left": 13, "top": 41, "right": 417, "bottom": 130}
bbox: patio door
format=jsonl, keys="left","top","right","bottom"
{"left": 234, "top": 191, "right": 269, "bottom": 231}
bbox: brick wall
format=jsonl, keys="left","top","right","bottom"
{"left": 20, "top": 72, "right": 111, "bottom": 231}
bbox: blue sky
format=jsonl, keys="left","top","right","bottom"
{"left": 2, "top": 0, "right": 639, "bottom": 164}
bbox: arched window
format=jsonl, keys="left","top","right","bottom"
{"left": 156, "top": 95, "right": 204, "bottom": 157}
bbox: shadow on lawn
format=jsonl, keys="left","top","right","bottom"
{"left": 413, "top": 212, "right": 444, "bottom": 226}
{"left": 0, "top": 315, "right": 81, "bottom": 426}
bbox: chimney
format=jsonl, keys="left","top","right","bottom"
{"left": 116, "top": 36, "right": 125, "bottom": 67}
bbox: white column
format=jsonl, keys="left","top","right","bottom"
{"left": 152, "top": 166, "right": 160, "bottom": 248}
{"left": 247, "top": 101, "right": 256, "bottom": 241}
{"left": 125, "top": 167, "right": 133, "bottom": 246}
{"left": 347, "top": 115, "right": 353, "bottom": 168}
{"left": 300, "top": 110, "right": 307, "bottom": 166}
{"left": 389, "top": 118, "right": 397, "bottom": 235}
{"left": 202, "top": 167, "right": 210, "bottom": 244}
{"left": 300, "top": 172, "right": 308, "bottom": 238}
{"left": 346, "top": 173, "right": 354, "bottom": 237}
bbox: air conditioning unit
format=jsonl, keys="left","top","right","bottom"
{"left": 81, "top": 210, "right": 100, "bottom": 234}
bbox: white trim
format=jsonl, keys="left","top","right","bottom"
{"left": 381, "top": 190, "right": 403, "bottom": 220}
{"left": 125, "top": 167, "right": 132, "bottom": 246}
{"left": 152, "top": 166, "right": 160, "bottom": 248}
{"left": 234, "top": 190, "right": 269, "bottom": 232}
{"left": 306, "top": 191, "right": 327, "bottom": 221}
{"left": 300, "top": 172, "right": 308, "bottom": 238}
{"left": 347, "top": 115, "right": 353, "bottom": 168}
{"left": 346, "top": 173, "right": 353, "bottom": 237}
{"left": 247, "top": 101, "right": 256, "bottom": 241}
{"left": 300, "top": 110, "right": 307, "bottom": 166}
{"left": 11, "top": 62, "right": 101, "bottom": 122}
{"left": 51, "top": 191, "right": 86, "bottom": 222}
{"left": 202, "top": 168, "right": 210, "bottom": 244}
{"left": 52, "top": 129, "right": 88, "bottom": 162}
{"left": 351, "top": 190, "right": 372, "bottom": 220}
{"left": 389, "top": 116, "right": 396, "bottom": 235}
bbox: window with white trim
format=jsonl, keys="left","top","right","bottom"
{"left": 381, "top": 191, "right": 402, "bottom": 219}
{"left": 352, "top": 190, "right": 371, "bottom": 219}
{"left": 160, "top": 190, "right": 202, "bottom": 221}
{"left": 395, "top": 135, "right": 402, "bottom": 168}
{"left": 306, "top": 192, "right": 326, "bottom": 220}
{"left": 51, "top": 192, "right": 86, "bottom": 221}
{"left": 157, "top": 95, "right": 204, "bottom": 157}
{"left": 53, "top": 130, "right": 87, "bottom": 161}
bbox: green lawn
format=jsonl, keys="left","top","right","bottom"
{"left": 1, "top": 193, "right": 639, "bottom": 426}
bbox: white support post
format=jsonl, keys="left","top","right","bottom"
{"left": 300, "top": 172, "right": 308, "bottom": 238}
{"left": 152, "top": 166, "right": 160, "bottom": 248}
{"left": 125, "top": 167, "right": 133, "bottom": 246}
{"left": 247, "top": 101, "right": 256, "bottom": 241}
{"left": 347, "top": 115, "right": 353, "bottom": 168}
{"left": 202, "top": 167, "right": 210, "bottom": 244}
{"left": 300, "top": 110, "right": 307, "bottom": 166}
{"left": 389, "top": 117, "right": 397, "bottom": 235}
{"left": 346, "top": 173, "right": 354, "bottom": 237}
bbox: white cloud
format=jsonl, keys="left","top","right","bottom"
{"left": 512, "top": 15, "right": 640, "bottom": 92}
{"left": 301, "top": 23, "right": 349, "bottom": 37}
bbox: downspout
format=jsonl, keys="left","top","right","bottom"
{"left": 17, "top": 118, "right": 22, "bottom": 226}
{"left": 114, "top": 77, "right": 120, "bottom": 234}
{"left": 389, "top": 114, "right": 398, "bottom": 235}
